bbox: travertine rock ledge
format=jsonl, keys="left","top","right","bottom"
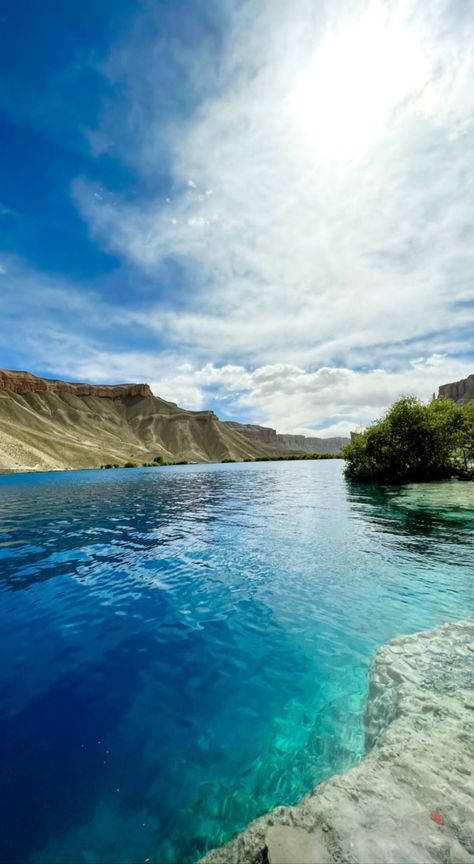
{"left": 201, "top": 618, "right": 474, "bottom": 864}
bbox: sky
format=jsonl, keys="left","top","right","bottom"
{"left": 1, "top": 0, "right": 473, "bottom": 436}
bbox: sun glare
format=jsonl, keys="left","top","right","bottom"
{"left": 287, "top": 3, "right": 429, "bottom": 159}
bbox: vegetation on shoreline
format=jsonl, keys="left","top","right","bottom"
{"left": 343, "top": 396, "right": 474, "bottom": 483}
{"left": 251, "top": 453, "right": 339, "bottom": 462}
{"left": 100, "top": 452, "right": 341, "bottom": 470}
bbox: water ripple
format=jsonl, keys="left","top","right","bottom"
{"left": 0, "top": 462, "right": 473, "bottom": 864}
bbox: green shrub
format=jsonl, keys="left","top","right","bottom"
{"left": 343, "top": 396, "right": 471, "bottom": 483}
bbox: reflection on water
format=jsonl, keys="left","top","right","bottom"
{"left": 0, "top": 462, "right": 472, "bottom": 864}
{"left": 390, "top": 478, "right": 474, "bottom": 519}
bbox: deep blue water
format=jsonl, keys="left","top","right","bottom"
{"left": 0, "top": 461, "right": 473, "bottom": 864}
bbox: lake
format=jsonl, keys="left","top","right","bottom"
{"left": 0, "top": 460, "right": 472, "bottom": 863}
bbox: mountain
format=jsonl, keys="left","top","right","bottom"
{"left": 438, "top": 373, "right": 474, "bottom": 406}
{"left": 0, "top": 370, "right": 264, "bottom": 471}
{"left": 224, "top": 421, "right": 349, "bottom": 455}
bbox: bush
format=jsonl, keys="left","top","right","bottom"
{"left": 343, "top": 396, "right": 470, "bottom": 483}
{"left": 123, "top": 461, "right": 138, "bottom": 468}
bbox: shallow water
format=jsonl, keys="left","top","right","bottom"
{"left": 0, "top": 461, "right": 472, "bottom": 864}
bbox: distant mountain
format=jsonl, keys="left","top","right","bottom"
{"left": 438, "top": 373, "right": 474, "bottom": 406}
{"left": 0, "top": 370, "right": 264, "bottom": 471}
{"left": 224, "top": 421, "right": 349, "bottom": 455}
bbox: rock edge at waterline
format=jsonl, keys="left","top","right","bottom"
{"left": 201, "top": 617, "right": 474, "bottom": 864}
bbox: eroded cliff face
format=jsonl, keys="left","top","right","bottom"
{"left": 224, "top": 422, "right": 349, "bottom": 455}
{"left": 438, "top": 374, "right": 474, "bottom": 406}
{"left": 224, "top": 423, "right": 280, "bottom": 447}
{"left": 0, "top": 369, "right": 153, "bottom": 399}
{"left": 0, "top": 370, "right": 264, "bottom": 470}
{"left": 277, "top": 434, "right": 349, "bottom": 455}
{"left": 201, "top": 617, "right": 474, "bottom": 864}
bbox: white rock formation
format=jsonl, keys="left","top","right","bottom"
{"left": 201, "top": 617, "right": 474, "bottom": 864}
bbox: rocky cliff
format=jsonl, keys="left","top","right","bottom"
{"left": 0, "top": 370, "right": 264, "bottom": 471}
{"left": 224, "top": 422, "right": 349, "bottom": 456}
{"left": 202, "top": 617, "right": 474, "bottom": 864}
{"left": 438, "top": 373, "right": 474, "bottom": 406}
{"left": 278, "top": 433, "right": 349, "bottom": 455}
{"left": 0, "top": 369, "right": 153, "bottom": 399}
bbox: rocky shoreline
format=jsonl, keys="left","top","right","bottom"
{"left": 201, "top": 617, "right": 474, "bottom": 864}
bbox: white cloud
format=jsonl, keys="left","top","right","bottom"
{"left": 47, "top": 350, "right": 466, "bottom": 435}
{"left": 4, "top": 1, "right": 473, "bottom": 438}
{"left": 1, "top": 256, "right": 469, "bottom": 433}
{"left": 143, "top": 354, "right": 473, "bottom": 436}
{"left": 73, "top": 0, "right": 474, "bottom": 375}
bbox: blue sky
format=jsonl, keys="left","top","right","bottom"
{"left": 1, "top": 0, "right": 473, "bottom": 435}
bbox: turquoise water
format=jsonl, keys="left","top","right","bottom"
{"left": 0, "top": 461, "right": 472, "bottom": 863}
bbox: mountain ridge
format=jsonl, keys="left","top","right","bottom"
{"left": 0, "top": 369, "right": 154, "bottom": 400}
{"left": 0, "top": 370, "right": 263, "bottom": 471}
{"left": 224, "top": 421, "right": 349, "bottom": 455}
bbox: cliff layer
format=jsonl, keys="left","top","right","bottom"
{"left": 0, "top": 370, "right": 264, "bottom": 471}
{"left": 438, "top": 374, "right": 474, "bottom": 406}
{"left": 224, "top": 422, "right": 349, "bottom": 455}
{"left": 202, "top": 617, "right": 474, "bottom": 864}
{"left": 0, "top": 369, "right": 153, "bottom": 399}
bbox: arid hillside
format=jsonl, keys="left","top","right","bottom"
{"left": 224, "top": 421, "right": 349, "bottom": 455}
{"left": 0, "top": 370, "right": 264, "bottom": 471}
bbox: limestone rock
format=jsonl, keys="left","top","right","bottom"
{"left": 201, "top": 617, "right": 474, "bottom": 864}
{"left": 438, "top": 374, "right": 474, "bottom": 406}
{"left": 266, "top": 826, "right": 332, "bottom": 864}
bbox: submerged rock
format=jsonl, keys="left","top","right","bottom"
{"left": 201, "top": 617, "right": 474, "bottom": 864}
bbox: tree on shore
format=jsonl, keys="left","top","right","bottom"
{"left": 343, "top": 396, "right": 473, "bottom": 483}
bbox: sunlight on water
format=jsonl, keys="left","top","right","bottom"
{"left": 0, "top": 462, "right": 472, "bottom": 863}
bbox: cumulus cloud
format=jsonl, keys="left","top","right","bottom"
{"left": 58, "top": 353, "right": 466, "bottom": 437}
{"left": 149, "top": 355, "right": 471, "bottom": 436}
{"left": 1, "top": 255, "right": 469, "bottom": 433}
